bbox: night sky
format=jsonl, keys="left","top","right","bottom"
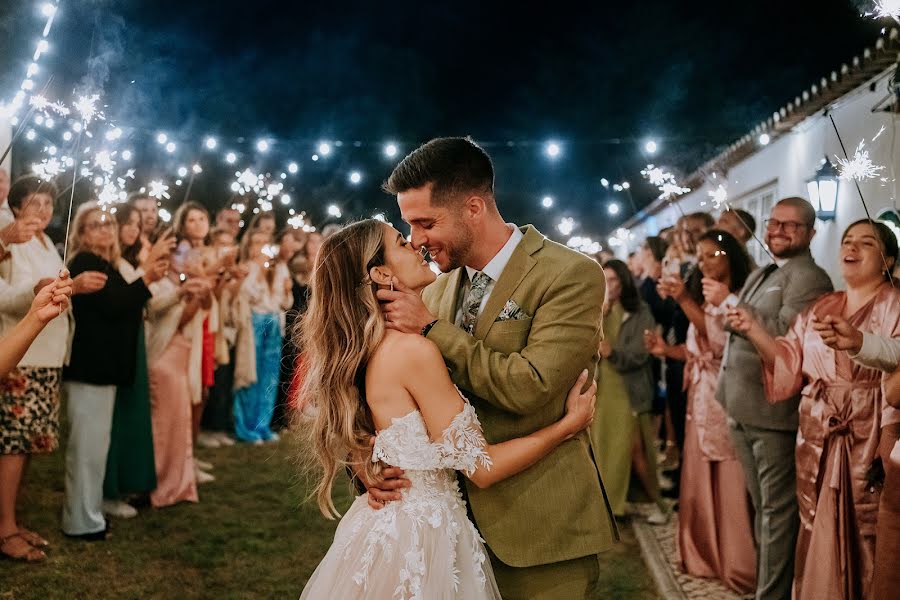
{"left": 0, "top": 0, "right": 884, "bottom": 241}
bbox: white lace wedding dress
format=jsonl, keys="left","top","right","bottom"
{"left": 300, "top": 399, "right": 502, "bottom": 599}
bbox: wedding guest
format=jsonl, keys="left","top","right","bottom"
{"left": 728, "top": 218, "right": 898, "bottom": 599}
{"left": 716, "top": 208, "right": 756, "bottom": 247}
{"left": 233, "top": 228, "right": 291, "bottom": 443}
{"left": 0, "top": 177, "right": 75, "bottom": 562}
{"left": 201, "top": 227, "right": 243, "bottom": 445}
{"left": 128, "top": 192, "right": 159, "bottom": 246}
{"left": 877, "top": 361, "right": 900, "bottom": 600}
{"left": 62, "top": 202, "right": 167, "bottom": 540}
{"left": 285, "top": 231, "right": 322, "bottom": 412}
{"left": 102, "top": 204, "right": 174, "bottom": 519}
{"left": 807, "top": 266, "right": 900, "bottom": 600}
{"left": 0, "top": 169, "right": 42, "bottom": 257}
{"left": 716, "top": 197, "right": 832, "bottom": 600}
{"left": 636, "top": 236, "right": 670, "bottom": 444}
{"left": 0, "top": 275, "right": 72, "bottom": 378}
{"left": 627, "top": 251, "right": 642, "bottom": 280}
{"left": 659, "top": 212, "right": 713, "bottom": 460}
{"left": 246, "top": 211, "right": 276, "bottom": 237}
{"left": 272, "top": 227, "right": 304, "bottom": 431}
{"left": 214, "top": 207, "right": 241, "bottom": 240}
{"left": 649, "top": 230, "right": 756, "bottom": 594}
{"left": 593, "top": 259, "right": 667, "bottom": 524}
{"left": 145, "top": 267, "right": 212, "bottom": 507}
{"left": 171, "top": 203, "right": 218, "bottom": 467}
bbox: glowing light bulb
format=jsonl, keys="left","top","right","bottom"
{"left": 205, "top": 137, "right": 217, "bottom": 150}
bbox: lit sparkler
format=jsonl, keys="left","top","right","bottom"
{"left": 707, "top": 185, "right": 729, "bottom": 210}
{"left": 836, "top": 141, "right": 885, "bottom": 181}
{"left": 641, "top": 164, "right": 691, "bottom": 199}
{"left": 73, "top": 94, "right": 103, "bottom": 124}
{"left": 148, "top": 180, "right": 170, "bottom": 200}
{"left": 871, "top": 0, "right": 900, "bottom": 21}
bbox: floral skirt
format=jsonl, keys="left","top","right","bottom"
{"left": 0, "top": 366, "right": 62, "bottom": 454}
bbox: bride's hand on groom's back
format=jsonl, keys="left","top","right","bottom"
{"left": 561, "top": 369, "right": 596, "bottom": 439}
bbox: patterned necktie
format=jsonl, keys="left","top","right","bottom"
{"left": 461, "top": 271, "right": 491, "bottom": 334}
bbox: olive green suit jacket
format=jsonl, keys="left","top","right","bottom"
{"left": 422, "top": 225, "right": 618, "bottom": 568}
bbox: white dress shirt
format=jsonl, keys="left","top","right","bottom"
{"left": 454, "top": 224, "right": 524, "bottom": 326}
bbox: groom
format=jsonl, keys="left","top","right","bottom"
{"left": 371, "top": 137, "right": 618, "bottom": 599}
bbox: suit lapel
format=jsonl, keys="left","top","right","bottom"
{"left": 473, "top": 226, "right": 542, "bottom": 340}
{"left": 437, "top": 268, "right": 465, "bottom": 323}
{"left": 742, "top": 264, "right": 775, "bottom": 302}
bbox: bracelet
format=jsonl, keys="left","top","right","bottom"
{"left": 421, "top": 319, "right": 439, "bottom": 337}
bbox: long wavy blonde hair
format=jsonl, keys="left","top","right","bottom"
{"left": 295, "top": 219, "right": 387, "bottom": 518}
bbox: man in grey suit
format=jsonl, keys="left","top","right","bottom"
{"left": 716, "top": 197, "right": 833, "bottom": 600}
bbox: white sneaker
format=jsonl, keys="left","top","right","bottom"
{"left": 267, "top": 432, "right": 281, "bottom": 443}
{"left": 195, "top": 467, "right": 216, "bottom": 484}
{"left": 252, "top": 439, "right": 265, "bottom": 446}
{"left": 647, "top": 504, "right": 671, "bottom": 525}
{"left": 102, "top": 499, "right": 138, "bottom": 519}
{"left": 196, "top": 432, "right": 221, "bottom": 449}
{"left": 194, "top": 458, "right": 214, "bottom": 471}
{"left": 214, "top": 433, "right": 235, "bottom": 446}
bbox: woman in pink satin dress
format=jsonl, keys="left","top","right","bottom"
{"left": 648, "top": 229, "right": 756, "bottom": 594}
{"left": 729, "top": 220, "right": 900, "bottom": 600}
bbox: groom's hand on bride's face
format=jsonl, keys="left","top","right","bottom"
{"left": 366, "top": 466, "right": 412, "bottom": 510}
{"left": 376, "top": 277, "right": 435, "bottom": 334}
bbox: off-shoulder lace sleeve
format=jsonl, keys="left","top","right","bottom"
{"left": 435, "top": 401, "right": 492, "bottom": 475}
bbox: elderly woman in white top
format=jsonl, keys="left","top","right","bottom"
{"left": 0, "top": 176, "right": 104, "bottom": 562}
{"left": 233, "top": 228, "right": 292, "bottom": 443}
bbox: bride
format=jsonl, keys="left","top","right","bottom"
{"left": 296, "top": 219, "right": 597, "bottom": 599}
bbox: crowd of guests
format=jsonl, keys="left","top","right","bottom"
{"left": 0, "top": 168, "right": 324, "bottom": 561}
{"left": 1, "top": 160, "right": 899, "bottom": 600}
{"left": 603, "top": 197, "right": 899, "bottom": 599}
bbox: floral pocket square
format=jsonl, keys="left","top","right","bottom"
{"left": 496, "top": 300, "right": 530, "bottom": 322}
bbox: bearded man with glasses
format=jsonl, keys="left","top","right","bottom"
{"left": 715, "top": 197, "right": 833, "bottom": 600}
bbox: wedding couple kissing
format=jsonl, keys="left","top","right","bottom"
{"left": 297, "top": 137, "right": 618, "bottom": 599}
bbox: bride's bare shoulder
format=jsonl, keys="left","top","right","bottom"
{"left": 369, "top": 330, "right": 443, "bottom": 373}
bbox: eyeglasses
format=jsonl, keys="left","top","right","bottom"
{"left": 765, "top": 219, "right": 809, "bottom": 234}
{"left": 85, "top": 221, "right": 116, "bottom": 231}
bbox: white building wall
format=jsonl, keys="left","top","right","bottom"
{"left": 625, "top": 68, "right": 900, "bottom": 289}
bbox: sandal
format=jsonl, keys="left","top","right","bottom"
{"left": 18, "top": 527, "right": 50, "bottom": 548}
{"left": 0, "top": 532, "right": 47, "bottom": 562}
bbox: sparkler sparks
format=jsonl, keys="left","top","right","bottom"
{"left": 871, "top": 0, "right": 900, "bottom": 21}
{"left": 836, "top": 141, "right": 886, "bottom": 181}
{"left": 641, "top": 164, "right": 691, "bottom": 199}
{"left": 148, "top": 180, "right": 170, "bottom": 200}
{"left": 707, "top": 185, "right": 729, "bottom": 210}
{"left": 73, "top": 94, "right": 102, "bottom": 124}
{"left": 31, "top": 157, "right": 63, "bottom": 181}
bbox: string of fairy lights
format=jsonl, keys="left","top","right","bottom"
{"left": 1, "top": 1, "right": 897, "bottom": 254}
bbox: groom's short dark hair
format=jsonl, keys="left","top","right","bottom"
{"left": 383, "top": 137, "right": 494, "bottom": 206}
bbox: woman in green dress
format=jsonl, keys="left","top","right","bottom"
{"left": 102, "top": 203, "right": 173, "bottom": 517}
{"left": 592, "top": 259, "right": 668, "bottom": 524}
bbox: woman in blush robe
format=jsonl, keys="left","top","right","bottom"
{"left": 729, "top": 219, "right": 900, "bottom": 600}
{"left": 648, "top": 230, "right": 756, "bottom": 594}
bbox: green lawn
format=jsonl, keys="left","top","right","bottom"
{"left": 3, "top": 431, "right": 658, "bottom": 599}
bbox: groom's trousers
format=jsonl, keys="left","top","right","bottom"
{"left": 487, "top": 546, "right": 600, "bottom": 600}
